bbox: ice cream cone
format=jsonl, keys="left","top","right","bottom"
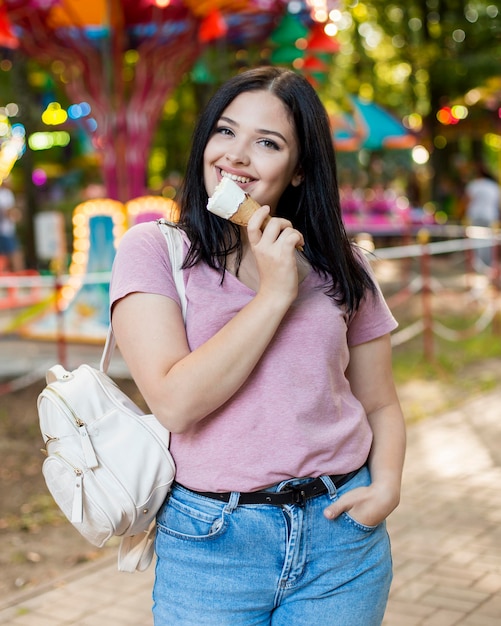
{"left": 226, "top": 195, "right": 271, "bottom": 228}
{"left": 207, "top": 177, "right": 302, "bottom": 250}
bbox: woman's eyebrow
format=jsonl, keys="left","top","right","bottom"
{"left": 218, "top": 116, "right": 288, "bottom": 143}
{"left": 219, "top": 116, "right": 237, "bottom": 126}
{"left": 256, "top": 128, "right": 288, "bottom": 143}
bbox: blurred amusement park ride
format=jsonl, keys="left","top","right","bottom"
{"left": 0, "top": 0, "right": 420, "bottom": 197}
{"left": 0, "top": 0, "right": 357, "bottom": 200}
{"left": 0, "top": 194, "right": 179, "bottom": 341}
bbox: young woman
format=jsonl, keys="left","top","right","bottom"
{"left": 110, "top": 66, "right": 405, "bottom": 625}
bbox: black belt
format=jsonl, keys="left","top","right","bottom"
{"left": 186, "top": 468, "right": 361, "bottom": 507}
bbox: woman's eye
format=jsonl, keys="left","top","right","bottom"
{"left": 259, "top": 139, "right": 279, "bottom": 150}
{"left": 215, "top": 127, "right": 233, "bottom": 137}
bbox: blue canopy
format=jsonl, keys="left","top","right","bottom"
{"left": 351, "top": 96, "right": 416, "bottom": 150}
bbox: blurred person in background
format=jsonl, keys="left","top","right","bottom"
{"left": 463, "top": 162, "right": 501, "bottom": 268}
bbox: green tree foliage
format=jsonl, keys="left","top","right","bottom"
{"left": 339, "top": 0, "right": 501, "bottom": 112}
{"left": 331, "top": 1, "right": 501, "bottom": 206}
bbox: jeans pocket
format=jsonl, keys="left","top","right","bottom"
{"left": 157, "top": 493, "right": 228, "bottom": 542}
{"left": 341, "top": 511, "right": 380, "bottom": 533}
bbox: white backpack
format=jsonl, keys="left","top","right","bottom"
{"left": 37, "top": 221, "right": 185, "bottom": 572}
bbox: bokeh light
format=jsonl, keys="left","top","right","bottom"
{"left": 32, "top": 168, "right": 48, "bottom": 186}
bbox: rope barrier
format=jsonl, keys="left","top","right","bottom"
{"left": 369, "top": 228, "right": 501, "bottom": 355}
{"left": 431, "top": 303, "right": 497, "bottom": 341}
{"left": 372, "top": 234, "right": 498, "bottom": 262}
{"left": 0, "top": 364, "right": 51, "bottom": 396}
{"left": 0, "top": 271, "right": 112, "bottom": 289}
{"left": 390, "top": 320, "right": 425, "bottom": 347}
{"left": 0, "top": 270, "right": 44, "bottom": 310}
{"left": 385, "top": 275, "right": 454, "bottom": 309}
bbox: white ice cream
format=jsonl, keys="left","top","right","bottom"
{"left": 207, "top": 177, "right": 246, "bottom": 219}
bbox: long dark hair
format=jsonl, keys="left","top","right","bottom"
{"left": 178, "top": 66, "right": 375, "bottom": 313}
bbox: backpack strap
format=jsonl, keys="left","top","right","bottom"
{"left": 118, "top": 520, "right": 157, "bottom": 573}
{"left": 108, "top": 220, "right": 187, "bottom": 573}
{"left": 99, "top": 327, "right": 116, "bottom": 374}
{"left": 100, "top": 221, "right": 187, "bottom": 374}
{"left": 157, "top": 219, "right": 187, "bottom": 321}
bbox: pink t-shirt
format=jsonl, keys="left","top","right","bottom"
{"left": 110, "top": 222, "right": 397, "bottom": 492}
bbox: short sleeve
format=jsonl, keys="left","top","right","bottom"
{"left": 346, "top": 252, "right": 398, "bottom": 346}
{"left": 109, "top": 221, "right": 181, "bottom": 311}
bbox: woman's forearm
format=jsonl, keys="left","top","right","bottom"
{"left": 162, "top": 293, "right": 294, "bottom": 430}
{"left": 366, "top": 403, "right": 406, "bottom": 504}
{"left": 113, "top": 290, "right": 292, "bottom": 433}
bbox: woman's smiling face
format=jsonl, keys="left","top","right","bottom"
{"left": 203, "top": 90, "right": 302, "bottom": 213}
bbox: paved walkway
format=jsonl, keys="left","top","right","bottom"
{"left": 384, "top": 390, "right": 501, "bottom": 626}
{"left": 0, "top": 340, "right": 500, "bottom": 624}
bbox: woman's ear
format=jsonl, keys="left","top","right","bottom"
{"left": 291, "top": 169, "right": 304, "bottom": 187}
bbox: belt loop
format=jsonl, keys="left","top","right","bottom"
{"left": 320, "top": 475, "right": 337, "bottom": 497}
{"left": 223, "top": 491, "right": 240, "bottom": 514}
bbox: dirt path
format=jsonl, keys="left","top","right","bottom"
{"left": 0, "top": 378, "right": 145, "bottom": 603}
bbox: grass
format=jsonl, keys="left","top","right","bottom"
{"left": 392, "top": 316, "right": 501, "bottom": 384}
{"left": 391, "top": 317, "right": 501, "bottom": 422}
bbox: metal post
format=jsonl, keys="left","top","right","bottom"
{"left": 417, "top": 229, "right": 433, "bottom": 361}
{"left": 54, "top": 273, "right": 67, "bottom": 368}
{"left": 491, "top": 223, "right": 500, "bottom": 335}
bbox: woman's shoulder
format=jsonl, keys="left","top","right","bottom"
{"left": 118, "top": 220, "right": 184, "bottom": 258}
{"left": 110, "top": 221, "right": 182, "bottom": 304}
{"left": 113, "top": 222, "right": 170, "bottom": 277}
{"left": 115, "top": 221, "right": 193, "bottom": 274}
{"left": 120, "top": 220, "right": 165, "bottom": 246}
{"left": 122, "top": 220, "right": 190, "bottom": 247}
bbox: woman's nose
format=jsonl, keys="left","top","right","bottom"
{"left": 225, "top": 146, "right": 250, "bottom": 166}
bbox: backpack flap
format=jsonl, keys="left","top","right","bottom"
{"left": 46, "top": 364, "right": 74, "bottom": 384}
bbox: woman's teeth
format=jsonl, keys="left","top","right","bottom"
{"left": 221, "top": 171, "right": 252, "bottom": 184}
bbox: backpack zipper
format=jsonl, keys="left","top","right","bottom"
{"left": 44, "top": 387, "right": 99, "bottom": 469}
{"left": 52, "top": 451, "right": 84, "bottom": 523}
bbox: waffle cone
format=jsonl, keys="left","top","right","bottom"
{"left": 228, "top": 195, "right": 263, "bottom": 226}
{"left": 230, "top": 195, "right": 301, "bottom": 250}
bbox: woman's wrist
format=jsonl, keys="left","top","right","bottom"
{"left": 369, "top": 477, "right": 402, "bottom": 510}
{"left": 253, "top": 287, "right": 296, "bottom": 316}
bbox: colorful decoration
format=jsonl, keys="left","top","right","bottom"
{"left": 267, "top": 6, "right": 340, "bottom": 83}
{"left": 0, "top": 115, "right": 25, "bottom": 183}
{"left": 18, "top": 198, "right": 126, "bottom": 341}
{"left": 331, "top": 96, "right": 417, "bottom": 153}
{"left": 125, "top": 195, "right": 179, "bottom": 227}
{"left": 0, "top": 2, "right": 16, "bottom": 47}
{"left": 183, "top": 0, "right": 250, "bottom": 19}
{"left": 270, "top": 11, "right": 308, "bottom": 45}
{"left": 330, "top": 113, "right": 363, "bottom": 152}
{"left": 199, "top": 9, "right": 228, "bottom": 43}
{"left": 305, "top": 21, "right": 339, "bottom": 53}
{"left": 330, "top": 94, "right": 418, "bottom": 160}
{"left": 17, "top": 193, "right": 182, "bottom": 341}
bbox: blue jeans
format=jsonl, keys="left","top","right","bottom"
{"left": 153, "top": 466, "right": 392, "bottom": 625}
